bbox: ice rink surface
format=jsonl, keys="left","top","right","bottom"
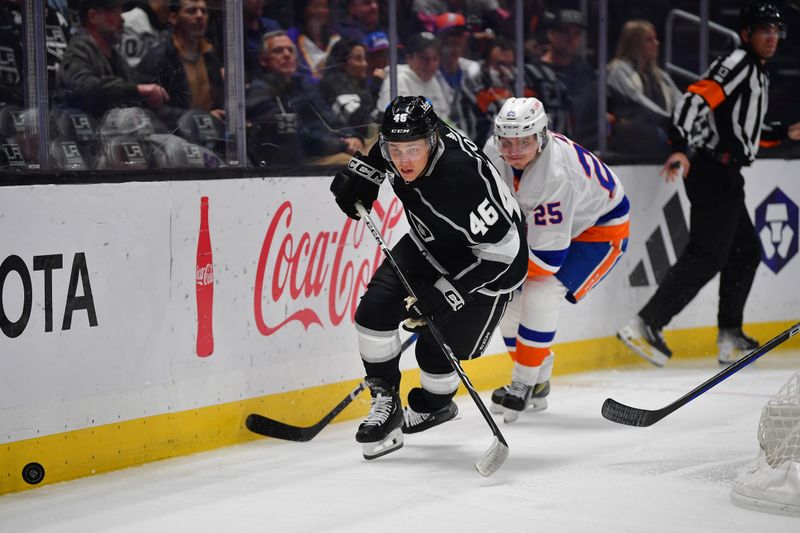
{"left": 2, "top": 351, "right": 800, "bottom": 533}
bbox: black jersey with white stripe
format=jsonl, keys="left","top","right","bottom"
{"left": 670, "top": 45, "right": 786, "bottom": 164}
{"left": 367, "top": 122, "right": 528, "bottom": 296}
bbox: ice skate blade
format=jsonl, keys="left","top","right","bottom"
{"left": 503, "top": 408, "right": 521, "bottom": 424}
{"left": 529, "top": 397, "right": 548, "bottom": 412}
{"left": 492, "top": 397, "right": 548, "bottom": 415}
{"left": 718, "top": 348, "right": 744, "bottom": 365}
{"left": 475, "top": 437, "right": 508, "bottom": 477}
{"left": 617, "top": 329, "right": 668, "bottom": 367}
{"left": 362, "top": 428, "right": 404, "bottom": 460}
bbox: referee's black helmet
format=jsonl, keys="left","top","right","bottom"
{"left": 739, "top": 1, "right": 785, "bottom": 35}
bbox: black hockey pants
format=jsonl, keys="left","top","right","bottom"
{"left": 354, "top": 235, "right": 510, "bottom": 408}
{"left": 639, "top": 152, "right": 761, "bottom": 330}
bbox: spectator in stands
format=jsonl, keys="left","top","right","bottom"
{"left": 339, "top": 0, "right": 383, "bottom": 42}
{"left": 137, "top": 0, "right": 224, "bottom": 129}
{"left": 462, "top": 36, "right": 516, "bottom": 143}
{"left": 55, "top": 0, "right": 168, "bottom": 119}
{"left": 119, "top": 0, "right": 169, "bottom": 68}
{"left": 243, "top": 0, "right": 281, "bottom": 82}
{"left": 376, "top": 32, "right": 453, "bottom": 123}
{"left": 246, "top": 30, "right": 364, "bottom": 166}
{"left": 524, "top": 51, "right": 573, "bottom": 138}
{"left": 606, "top": 19, "right": 680, "bottom": 158}
{"left": 363, "top": 30, "right": 389, "bottom": 100}
{"left": 0, "top": 0, "right": 25, "bottom": 107}
{"left": 540, "top": 9, "right": 599, "bottom": 149}
{"left": 413, "top": 0, "right": 511, "bottom": 36}
{"left": 435, "top": 12, "right": 479, "bottom": 137}
{"left": 319, "top": 38, "right": 376, "bottom": 139}
{"left": 287, "top": 0, "right": 341, "bottom": 84}
{"left": 1, "top": 0, "right": 71, "bottom": 103}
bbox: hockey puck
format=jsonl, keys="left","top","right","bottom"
{"left": 21, "top": 462, "right": 45, "bottom": 485}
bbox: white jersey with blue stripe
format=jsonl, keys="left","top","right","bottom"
{"left": 484, "top": 131, "right": 629, "bottom": 275}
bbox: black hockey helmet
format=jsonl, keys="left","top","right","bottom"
{"left": 380, "top": 95, "right": 439, "bottom": 143}
{"left": 739, "top": 1, "right": 785, "bottom": 36}
{"left": 379, "top": 95, "right": 440, "bottom": 165}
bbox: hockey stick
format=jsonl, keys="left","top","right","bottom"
{"left": 246, "top": 334, "right": 418, "bottom": 442}
{"left": 355, "top": 202, "right": 509, "bottom": 477}
{"left": 602, "top": 321, "right": 800, "bottom": 427}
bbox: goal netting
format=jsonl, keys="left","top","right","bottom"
{"left": 731, "top": 369, "right": 800, "bottom": 516}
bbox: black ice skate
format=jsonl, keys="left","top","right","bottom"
{"left": 402, "top": 402, "right": 458, "bottom": 434}
{"left": 355, "top": 378, "right": 404, "bottom": 460}
{"left": 501, "top": 381, "right": 535, "bottom": 423}
{"left": 717, "top": 328, "right": 760, "bottom": 365}
{"left": 617, "top": 316, "right": 672, "bottom": 367}
{"left": 490, "top": 381, "right": 550, "bottom": 414}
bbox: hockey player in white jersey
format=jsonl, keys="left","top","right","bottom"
{"left": 484, "top": 97, "right": 630, "bottom": 422}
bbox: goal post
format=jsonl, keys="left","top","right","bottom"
{"left": 731, "top": 369, "right": 800, "bottom": 516}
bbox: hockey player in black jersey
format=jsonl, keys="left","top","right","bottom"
{"left": 330, "top": 95, "right": 528, "bottom": 460}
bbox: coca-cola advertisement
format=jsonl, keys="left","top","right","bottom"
{"left": 253, "top": 197, "right": 405, "bottom": 336}
{"left": 196, "top": 196, "right": 214, "bottom": 357}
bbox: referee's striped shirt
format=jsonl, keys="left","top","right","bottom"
{"left": 670, "top": 46, "right": 785, "bottom": 164}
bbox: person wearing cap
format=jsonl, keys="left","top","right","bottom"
{"left": 55, "top": 0, "right": 169, "bottom": 118}
{"left": 540, "top": 9, "right": 599, "bottom": 149}
{"left": 362, "top": 30, "right": 389, "bottom": 100}
{"left": 435, "top": 12, "right": 480, "bottom": 139}
{"left": 375, "top": 31, "right": 453, "bottom": 125}
{"left": 245, "top": 29, "right": 364, "bottom": 166}
{"left": 136, "top": 0, "right": 224, "bottom": 130}
{"left": 413, "top": 0, "right": 511, "bottom": 36}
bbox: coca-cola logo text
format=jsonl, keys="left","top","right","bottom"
{"left": 254, "top": 199, "right": 404, "bottom": 336}
{"left": 196, "top": 264, "right": 213, "bottom": 286}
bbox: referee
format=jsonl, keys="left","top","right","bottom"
{"left": 618, "top": 1, "right": 800, "bottom": 366}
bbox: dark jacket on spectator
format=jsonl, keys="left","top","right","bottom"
{"left": 318, "top": 70, "right": 376, "bottom": 139}
{"left": 246, "top": 71, "right": 360, "bottom": 165}
{"left": 54, "top": 31, "right": 143, "bottom": 118}
{"left": 137, "top": 33, "right": 224, "bottom": 128}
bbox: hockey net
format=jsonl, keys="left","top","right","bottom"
{"left": 731, "top": 369, "right": 800, "bottom": 516}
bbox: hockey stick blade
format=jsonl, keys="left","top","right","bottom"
{"left": 602, "top": 321, "right": 800, "bottom": 427}
{"left": 247, "top": 381, "right": 366, "bottom": 441}
{"left": 475, "top": 437, "right": 509, "bottom": 477}
{"left": 246, "top": 335, "right": 418, "bottom": 442}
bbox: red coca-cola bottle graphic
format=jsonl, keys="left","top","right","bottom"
{"left": 196, "top": 196, "right": 214, "bottom": 357}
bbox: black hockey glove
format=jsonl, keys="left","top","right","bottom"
{"left": 330, "top": 152, "right": 384, "bottom": 220}
{"left": 403, "top": 276, "right": 471, "bottom": 331}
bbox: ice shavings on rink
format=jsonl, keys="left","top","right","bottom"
{"left": 1, "top": 350, "right": 800, "bottom": 533}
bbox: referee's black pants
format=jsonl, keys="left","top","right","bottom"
{"left": 639, "top": 152, "right": 761, "bottom": 331}
{"left": 354, "top": 235, "right": 510, "bottom": 408}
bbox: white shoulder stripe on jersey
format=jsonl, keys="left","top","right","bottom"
{"left": 470, "top": 223, "right": 520, "bottom": 265}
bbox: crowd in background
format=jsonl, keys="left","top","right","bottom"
{"left": 0, "top": 0, "right": 798, "bottom": 171}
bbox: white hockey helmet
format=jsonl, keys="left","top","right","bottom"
{"left": 494, "top": 97, "right": 548, "bottom": 151}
